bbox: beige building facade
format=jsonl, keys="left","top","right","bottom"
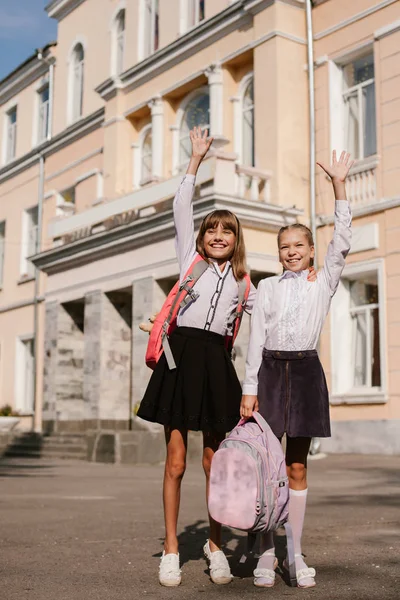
{"left": 0, "top": 0, "right": 399, "bottom": 453}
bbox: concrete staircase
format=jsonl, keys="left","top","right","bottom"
{"left": 2, "top": 432, "right": 87, "bottom": 460}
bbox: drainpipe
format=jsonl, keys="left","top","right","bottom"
{"left": 305, "top": 0, "right": 317, "bottom": 266}
{"left": 33, "top": 154, "right": 45, "bottom": 433}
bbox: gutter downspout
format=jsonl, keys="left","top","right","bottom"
{"left": 33, "top": 154, "right": 45, "bottom": 433}
{"left": 305, "top": 0, "right": 317, "bottom": 266}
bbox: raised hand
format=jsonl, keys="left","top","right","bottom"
{"left": 190, "top": 126, "right": 213, "bottom": 160}
{"left": 317, "top": 150, "right": 354, "bottom": 182}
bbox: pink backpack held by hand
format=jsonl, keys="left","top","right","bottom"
{"left": 145, "top": 255, "right": 251, "bottom": 370}
{"left": 208, "top": 411, "right": 297, "bottom": 587}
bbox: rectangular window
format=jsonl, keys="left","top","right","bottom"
{"left": 0, "top": 221, "right": 5, "bottom": 287}
{"left": 349, "top": 277, "right": 381, "bottom": 388}
{"left": 20, "top": 207, "right": 39, "bottom": 278}
{"left": 330, "top": 262, "right": 385, "bottom": 403}
{"left": 38, "top": 85, "right": 50, "bottom": 143}
{"left": 6, "top": 107, "right": 17, "bottom": 162}
{"left": 343, "top": 54, "right": 377, "bottom": 160}
{"left": 187, "top": 0, "right": 205, "bottom": 28}
{"left": 15, "top": 336, "right": 35, "bottom": 414}
{"left": 143, "top": 0, "right": 159, "bottom": 57}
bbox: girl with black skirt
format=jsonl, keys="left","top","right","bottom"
{"left": 137, "top": 127, "right": 258, "bottom": 586}
{"left": 241, "top": 150, "right": 353, "bottom": 589}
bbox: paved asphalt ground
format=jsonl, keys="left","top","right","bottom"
{"left": 1, "top": 454, "right": 399, "bottom": 600}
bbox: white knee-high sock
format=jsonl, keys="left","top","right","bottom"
{"left": 288, "top": 488, "right": 308, "bottom": 571}
{"left": 257, "top": 530, "right": 275, "bottom": 571}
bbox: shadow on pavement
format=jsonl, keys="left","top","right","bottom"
{"left": 0, "top": 459, "right": 55, "bottom": 478}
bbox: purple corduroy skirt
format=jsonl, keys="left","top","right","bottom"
{"left": 257, "top": 349, "right": 331, "bottom": 439}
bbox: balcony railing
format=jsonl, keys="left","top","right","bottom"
{"left": 236, "top": 164, "right": 272, "bottom": 203}
{"left": 347, "top": 157, "right": 378, "bottom": 207}
{"left": 48, "top": 152, "right": 276, "bottom": 244}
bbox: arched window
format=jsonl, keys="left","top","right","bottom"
{"left": 72, "top": 43, "right": 84, "bottom": 121}
{"left": 179, "top": 91, "right": 210, "bottom": 166}
{"left": 115, "top": 10, "right": 126, "bottom": 75}
{"left": 141, "top": 127, "right": 153, "bottom": 182}
{"left": 242, "top": 77, "right": 254, "bottom": 167}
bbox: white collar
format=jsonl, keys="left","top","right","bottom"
{"left": 279, "top": 269, "right": 309, "bottom": 282}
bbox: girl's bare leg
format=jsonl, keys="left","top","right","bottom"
{"left": 163, "top": 427, "right": 188, "bottom": 555}
{"left": 202, "top": 431, "right": 225, "bottom": 551}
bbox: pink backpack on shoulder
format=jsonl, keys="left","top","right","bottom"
{"left": 208, "top": 411, "right": 297, "bottom": 586}
{"left": 145, "top": 255, "right": 251, "bottom": 371}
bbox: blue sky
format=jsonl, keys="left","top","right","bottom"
{"left": 0, "top": 1, "right": 57, "bottom": 81}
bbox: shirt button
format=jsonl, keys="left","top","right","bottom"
{"left": 298, "top": 352, "right": 303, "bottom": 357}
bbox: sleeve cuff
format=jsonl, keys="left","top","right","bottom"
{"left": 182, "top": 174, "right": 196, "bottom": 184}
{"left": 242, "top": 384, "right": 258, "bottom": 395}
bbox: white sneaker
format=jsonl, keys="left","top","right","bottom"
{"left": 203, "top": 540, "right": 233, "bottom": 585}
{"left": 159, "top": 552, "right": 181, "bottom": 587}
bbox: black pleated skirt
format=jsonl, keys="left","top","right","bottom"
{"left": 257, "top": 349, "right": 331, "bottom": 439}
{"left": 137, "top": 327, "right": 242, "bottom": 433}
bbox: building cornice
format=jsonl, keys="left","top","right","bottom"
{"left": 317, "top": 196, "right": 400, "bottom": 226}
{"left": 0, "top": 108, "right": 105, "bottom": 184}
{"left": 45, "top": 0, "right": 86, "bottom": 20}
{"left": 0, "top": 45, "right": 56, "bottom": 105}
{"left": 314, "top": 0, "right": 398, "bottom": 41}
{"left": 95, "top": 22, "right": 307, "bottom": 101}
{"left": 32, "top": 197, "right": 302, "bottom": 275}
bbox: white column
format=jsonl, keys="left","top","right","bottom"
{"left": 148, "top": 95, "right": 164, "bottom": 179}
{"left": 205, "top": 63, "right": 227, "bottom": 146}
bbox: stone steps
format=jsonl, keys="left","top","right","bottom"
{"left": 3, "top": 433, "right": 88, "bottom": 461}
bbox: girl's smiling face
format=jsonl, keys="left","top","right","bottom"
{"left": 279, "top": 229, "right": 315, "bottom": 272}
{"left": 203, "top": 222, "right": 236, "bottom": 262}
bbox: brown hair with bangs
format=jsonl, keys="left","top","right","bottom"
{"left": 196, "top": 210, "right": 247, "bottom": 281}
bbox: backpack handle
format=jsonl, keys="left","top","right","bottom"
{"left": 238, "top": 411, "right": 269, "bottom": 432}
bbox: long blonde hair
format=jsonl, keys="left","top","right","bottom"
{"left": 196, "top": 210, "right": 247, "bottom": 281}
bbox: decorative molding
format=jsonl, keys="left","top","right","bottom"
{"left": 0, "top": 50, "right": 55, "bottom": 106}
{"left": 314, "top": 0, "right": 398, "bottom": 40}
{"left": 45, "top": 0, "right": 86, "bottom": 21}
{"left": 34, "top": 196, "right": 301, "bottom": 275}
{"left": 0, "top": 108, "right": 105, "bottom": 185}
{"left": 374, "top": 19, "right": 400, "bottom": 40}
{"left": 0, "top": 296, "right": 44, "bottom": 314}
{"left": 318, "top": 196, "right": 400, "bottom": 225}
{"left": 45, "top": 147, "right": 103, "bottom": 182}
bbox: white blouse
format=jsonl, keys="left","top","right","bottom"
{"left": 173, "top": 174, "right": 257, "bottom": 335}
{"left": 242, "top": 200, "right": 352, "bottom": 396}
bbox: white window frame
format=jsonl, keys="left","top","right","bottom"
{"left": 38, "top": 84, "right": 50, "bottom": 144}
{"left": 232, "top": 71, "right": 255, "bottom": 166}
{"left": 20, "top": 206, "right": 39, "bottom": 279}
{"left": 179, "top": 0, "right": 205, "bottom": 34}
{"left": 111, "top": 7, "right": 126, "bottom": 77}
{"left": 330, "top": 258, "right": 387, "bottom": 405}
{"left": 5, "top": 106, "right": 17, "bottom": 163}
{"left": 132, "top": 124, "right": 154, "bottom": 189}
{"left": 329, "top": 46, "right": 377, "bottom": 163}
{"left": 138, "top": 0, "right": 159, "bottom": 60}
{"left": 67, "top": 40, "right": 86, "bottom": 124}
{"left": 171, "top": 86, "right": 210, "bottom": 175}
{"left": 0, "top": 221, "right": 5, "bottom": 287}
{"left": 15, "top": 334, "right": 35, "bottom": 415}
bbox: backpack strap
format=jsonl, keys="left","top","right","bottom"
{"left": 226, "top": 274, "right": 252, "bottom": 351}
{"left": 162, "top": 257, "right": 209, "bottom": 370}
